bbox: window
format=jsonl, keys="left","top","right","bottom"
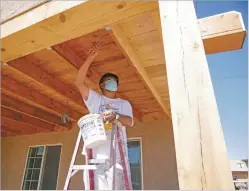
{"left": 22, "top": 146, "right": 44, "bottom": 189}
{"left": 128, "top": 139, "right": 143, "bottom": 190}
{"left": 22, "top": 145, "right": 62, "bottom": 190}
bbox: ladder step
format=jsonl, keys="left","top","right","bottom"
{"left": 72, "top": 165, "right": 98, "bottom": 170}
{"left": 89, "top": 159, "right": 107, "bottom": 164}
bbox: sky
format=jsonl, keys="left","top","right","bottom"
{"left": 195, "top": 1, "right": 248, "bottom": 160}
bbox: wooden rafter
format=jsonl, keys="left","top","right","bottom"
{"left": 1, "top": 75, "right": 83, "bottom": 121}
{"left": 110, "top": 25, "right": 170, "bottom": 117}
{"left": 52, "top": 43, "right": 100, "bottom": 88}
{"left": 1, "top": 129, "right": 17, "bottom": 137}
{"left": 1, "top": 93, "right": 72, "bottom": 129}
{"left": 198, "top": 11, "right": 246, "bottom": 54}
{"left": 1, "top": 107, "right": 57, "bottom": 132}
{"left": 152, "top": 10, "right": 246, "bottom": 55}
{"left": 4, "top": 54, "right": 88, "bottom": 123}
{"left": 2, "top": 116, "right": 39, "bottom": 134}
{"left": 1, "top": 125, "right": 22, "bottom": 134}
{"left": 7, "top": 55, "right": 84, "bottom": 106}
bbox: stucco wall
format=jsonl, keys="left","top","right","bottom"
{"left": 1, "top": 120, "right": 179, "bottom": 190}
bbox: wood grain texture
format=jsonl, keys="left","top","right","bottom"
{"left": 1, "top": 116, "right": 51, "bottom": 136}
{"left": 52, "top": 42, "right": 101, "bottom": 89}
{"left": 21, "top": 49, "right": 81, "bottom": 88}
{"left": 2, "top": 62, "right": 88, "bottom": 114}
{"left": 1, "top": 3, "right": 245, "bottom": 139}
{"left": 1, "top": 1, "right": 159, "bottom": 62}
{"left": 52, "top": 29, "right": 154, "bottom": 122}
{"left": 1, "top": 125, "right": 22, "bottom": 134}
{"left": 159, "top": 1, "right": 234, "bottom": 189}
{"left": 1, "top": 93, "right": 72, "bottom": 129}
{"left": 1, "top": 129, "right": 16, "bottom": 137}
{"left": 1, "top": 107, "right": 55, "bottom": 132}
{"left": 124, "top": 10, "right": 246, "bottom": 55}
{"left": 1, "top": 75, "right": 83, "bottom": 120}
{"left": 199, "top": 11, "right": 246, "bottom": 54}
{"left": 8, "top": 54, "right": 84, "bottom": 105}
{"left": 110, "top": 25, "right": 170, "bottom": 117}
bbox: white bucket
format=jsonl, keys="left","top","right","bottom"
{"left": 77, "top": 113, "right": 107, "bottom": 149}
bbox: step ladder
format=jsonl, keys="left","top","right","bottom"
{"left": 63, "top": 122, "right": 132, "bottom": 190}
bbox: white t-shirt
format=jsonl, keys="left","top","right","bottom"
{"left": 83, "top": 89, "right": 134, "bottom": 125}
{"left": 81, "top": 89, "right": 134, "bottom": 159}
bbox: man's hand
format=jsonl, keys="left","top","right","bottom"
{"left": 102, "top": 112, "right": 116, "bottom": 123}
{"left": 87, "top": 41, "right": 102, "bottom": 61}
{"left": 102, "top": 111, "right": 133, "bottom": 127}
{"left": 75, "top": 41, "right": 102, "bottom": 100}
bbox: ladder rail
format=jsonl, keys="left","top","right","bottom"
{"left": 112, "top": 124, "right": 117, "bottom": 190}
{"left": 64, "top": 131, "right": 82, "bottom": 190}
{"left": 86, "top": 148, "right": 95, "bottom": 190}
{"left": 71, "top": 169, "right": 79, "bottom": 178}
{"left": 117, "top": 125, "right": 132, "bottom": 190}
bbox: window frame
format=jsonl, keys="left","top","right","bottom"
{"left": 127, "top": 137, "right": 144, "bottom": 190}
{"left": 20, "top": 144, "right": 63, "bottom": 190}
{"left": 233, "top": 176, "right": 238, "bottom": 181}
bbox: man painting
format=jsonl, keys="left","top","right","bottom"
{"left": 75, "top": 42, "right": 133, "bottom": 190}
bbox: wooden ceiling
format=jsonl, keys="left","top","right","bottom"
{"left": 1, "top": 1, "right": 246, "bottom": 137}
{"left": 1, "top": 25, "right": 170, "bottom": 137}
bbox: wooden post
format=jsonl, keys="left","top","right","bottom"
{"left": 158, "top": 1, "right": 234, "bottom": 190}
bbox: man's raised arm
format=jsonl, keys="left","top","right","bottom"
{"left": 75, "top": 42, "right": 101, "bottom": 100}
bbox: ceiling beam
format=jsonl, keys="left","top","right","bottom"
{"left": 1, "top": 106, "right": 57, "bottom": 132}
{"left": 2, "top": 116, "right": 39, "bottom": 134}
{"left": 1, "top": 1, "right": 159, "bottom": 62}
{"left": 5, "top": 55, "right": 87, "bottom": 116}
{"left": 110, "top": 25, "right": 170, "bottom": 117}
{"left": 52, "top": 43, "right": 100, "bottom": 89}
{"left": 1, "top": 129, "right": 16, "bottom": 137}
{"left": 1, "top": 0, "right": 86, "bottom": 37}
{"left": 1, "top": 0, "right": 245, "bottom": 64}
{"left": 1, "top": 125, "right": 23, "bottom": 135}
{"left": 7, "top": 55, "right": 83, "bottom": 103}
{"left": 198, "top": 11, "right": 246, "bottom": 54}
{"left": 1, "top": 93, "right": 72, "bottom": 129}
{"left": 1, "top": 75, "right": 83, "bottom": 121}
{"left": 152, "top": 10, "right": 246, "bottom": 55}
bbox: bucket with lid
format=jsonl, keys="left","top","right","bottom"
{"left": 77, "top": 113, "right": 107, "bottom": 149}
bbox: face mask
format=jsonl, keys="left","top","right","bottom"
{"left": 104, "top": 79, "right": 118, "bottom": 92}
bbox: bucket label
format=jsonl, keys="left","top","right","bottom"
{"left": 79, "top": 116, "right": 104, "bottom": 142}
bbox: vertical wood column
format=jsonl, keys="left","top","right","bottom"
{"left": 158, "top": 1, "right": 234, "bottom": 190}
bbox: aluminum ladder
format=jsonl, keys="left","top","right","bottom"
{"left": 63, "top": 122, "right": 132, "bottom": 190}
